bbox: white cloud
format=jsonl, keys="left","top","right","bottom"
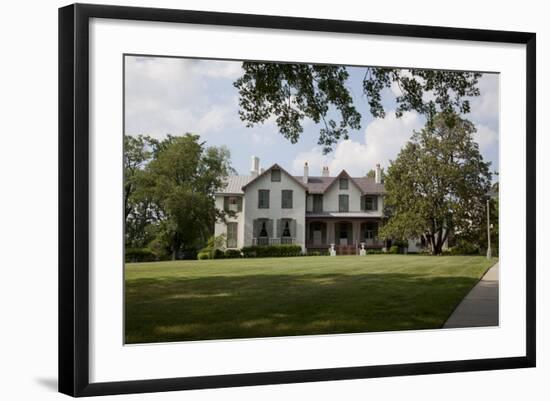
{"left": 473, "top": 123, "right": 498, "bottom": 154}
{"left": 124, "top": 56, "right": 242, "bottom": 139}
{"left": 292, "top": 111, "right": 423, "bottom": 176}
{"left": 468, "top": 73, "right": 499, "bottom": 127}
{"left": 292, "top": 147, "right": 328, "bottom": 176}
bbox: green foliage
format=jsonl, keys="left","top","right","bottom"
{"left": 241, "top": 245, "right": 303, "bottom": 258}
{"left": 197, "top": 251, "right": 210, "bottom": 260}
{"left": 366, "top": 249, "right": 385, "bottom": 255}
{"left": 392, "top": 239, "right": 409, "bottom": 249}
{"left": 380, "top": 112, "right": 492, "bottom": 255}
{"left": 212, "top": 249, "right": 225, "bottom": 259}
{"left": 124, "top": 134, "right": 234, "bottom": 259}
{"left": 366, "top": 167, "right": 384, "bottom": 181}
{"left": 125, "top": 256, "right": 497, "bottom": 343}
{"left": 388, "top": 245, "right": 400, "bottom": 254}
{"left": 125, "top": 248, "right": 157, "bottom": 263}
{"left": 234, "top": 65, "right": 480, "bottom": 153}
{"left": 447, "top": 240, "right": 481, "bottom": 256}
{"left": 224, "top": 249, "right": 242, "bottom": 258}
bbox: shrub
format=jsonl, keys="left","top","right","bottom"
{"left": 392, "top": 239, "right": 409, "bottom": 249}
{"left": 388, "top": 245, "right": 400, "bottom": 254}
{"left": 197, "top": 251, "right": 210, "bottom": 260}
{"left": 212, "top": 249, "right": 225, "bottom": 259}
{"left": 224, "top": 249, "right": 242, "bottom": 258}
{"left": 447, "top": 240, "right": 481, "bottom": 255}
{"left": 366, "top": 249, "right": 385, "bottom": 255}
{"left": 125, "top": 247, "right": 157, "bottom": 263}
{"left": 241, "top": 245, "right": 302, "bottom": 258}
{"left": 198, "top": 234, "right": 227, "bottom": 260}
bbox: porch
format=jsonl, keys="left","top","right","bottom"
{"left": 305, "top": 219, "right": 385, "bottom": 255}
{"left": 252, "top": 237, "right": 296, "bottom": 246}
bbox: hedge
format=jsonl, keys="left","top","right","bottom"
{"left": 388, "top": 245, "right": 400, "bottom": 254}
{"left": 125, "top": 247, "right": 157, "bottom": 263}
{"left": 241, "top": 245, "right": 302, "bottom": 258}
{"left": 366, "top": 249, "right": 385, "bottom": 255}
{"left": 224, "top": 249, "right": 242, "bottom": 258}
{"left": 212, "top": 249, "right": 225, "bottom": 259}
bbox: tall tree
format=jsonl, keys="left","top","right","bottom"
{"left": 380, "top": 112, "right": 492, "bottom": 255}
{"left": 146, "top": 134, "right": 233, "bottom": 259}
{"left": 234, "top": 64, "right": 481, "bottom": 153}
{"left": 124, "top": 135, "right": 152, "bottom": 220}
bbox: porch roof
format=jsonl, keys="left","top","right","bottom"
{"left": 306, "top": 212, "right": 383, "bottom": 219}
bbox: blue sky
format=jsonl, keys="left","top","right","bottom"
{"left": 125, "top": 56, "right": 499, "bottom": 179}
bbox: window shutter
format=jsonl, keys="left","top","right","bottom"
{"left": 266, "top": 219, "right": 273, "bottom": 238}
{"left": 373, "top": 196, "right": 378, "bottom": 211}
{"left": 291, "top": 219, "right": 297, "bottom": 238}
{"left": 223, "top": 196, "right": 229, "bottom": 211}
{"left": 237, "top": 196, "right": 243, "bottom": 212}
{"left": 276, "top": 219, "right": 281, "bottom": 238}
{"left": 253, "top": 219, "right": 259, "bottom": 238}
{"left": 361, "top": 196, "right": 365, "bottom": 211}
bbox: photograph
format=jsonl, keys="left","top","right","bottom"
{"left": 123, "top": 55, "right": 500, "bottom": 344}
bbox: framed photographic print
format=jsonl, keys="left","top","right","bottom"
{"left": 58, "top": 3, "right": 536, "bottom": 397}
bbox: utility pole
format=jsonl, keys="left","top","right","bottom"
{"left": 486, "top": 198, "right": 492, "bottom": 259}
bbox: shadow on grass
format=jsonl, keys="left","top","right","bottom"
{"left": 125, "top": 271, "right": 492, "bottom": 344}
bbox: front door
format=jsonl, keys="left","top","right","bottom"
{"left": 337, "top": 222, "right": 352, "bottom": 246}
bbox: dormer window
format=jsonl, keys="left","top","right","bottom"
{"left": 339, "top": 177, "right": 349, "bottom": 190}
{"left": 271, "top": 169, "right": 281, "bottom": 182}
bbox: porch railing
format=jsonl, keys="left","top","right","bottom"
{"left": 252, "top": 237, "right": 295, "bottom": 246}
{"left": 305, "top": 240, "right": 385, "bottom": 248}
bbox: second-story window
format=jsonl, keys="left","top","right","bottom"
{"left": 271, "top": 169, "right": 281, "bottom": 182}
{"left": 339, "top": 177, "right": 349, "bottom": 189}
{"left": 313, "top": 194, "right": 323, "bottom": 212}
{"left": 258, "top": 190, "right": 270, "bottom": 209}
{"left": 281, "top": 190, "right": 293, "bottom": 209}
{"left": 339, "top": 194, "right": 349, "bottom": 212}
{"left": 363, "top": 195, "right": 378, "bottom": 211}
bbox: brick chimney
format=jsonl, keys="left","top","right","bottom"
{"left": 250, "top": 156, "right": 260, "bottom": 177}
{"left": 322, "top": 166, "right": 330, "bottom": 177}
{"left": 303, "top": 162, "right": 309, "bottom": 184}
{"left": 375, "top": 163, "right": 382, "bottom": 184}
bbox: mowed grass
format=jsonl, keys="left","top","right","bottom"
{"left": 125, "top": 255, "right": 497, "bottom": 344}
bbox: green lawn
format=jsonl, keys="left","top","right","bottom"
{"left": 125, "top": 255, "right": 497, "bottom": 344}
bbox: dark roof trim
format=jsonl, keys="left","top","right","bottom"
{"left": 323, "top": 170, "right": 366, "bottom": 195}
{"left": 241, "top": 163, "right": 308, "bottom": 190}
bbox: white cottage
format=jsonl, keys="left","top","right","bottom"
{"left": 214, "top": 156, "right": 409, "bottom": 255}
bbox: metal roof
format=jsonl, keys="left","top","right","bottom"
{"left": 215, "top": 175, "right": 252, "bottom": 195}
{"left": 306, "top": 211, "right": 383, "bottom": 218}
{"left": 216, "top": 172, "right": 386, "bottom": 195}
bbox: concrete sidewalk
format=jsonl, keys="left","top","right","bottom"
{"left": 443, "top": 263, "right": 499, "bottom": 329}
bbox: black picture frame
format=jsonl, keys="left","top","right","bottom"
{"left": 59, "top": 3, "right": 536, "bottom": 397}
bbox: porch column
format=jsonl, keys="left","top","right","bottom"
{"left": 352, "top": 220, "right": 361, "bottom": 246}
{"left": 326, "top": 220, "right": 335, "bottom": 245}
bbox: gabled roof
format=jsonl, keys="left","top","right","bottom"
{"left": 216, "top": 168, "right": 386, "bottom": 195}
{"left": 352, "top": 177, "right": 386, "bottom": 194}
{"left": 293, "top": 176, "right": 335, "bottom": 194}
{"left": 241, "top": 163, "right": 308, "bottom": 190}
{"left": 215, "top": 175, "right": 252, "bottom": 195}
{"left": 322, "top": 170, "right": 363, "bottom": 194}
